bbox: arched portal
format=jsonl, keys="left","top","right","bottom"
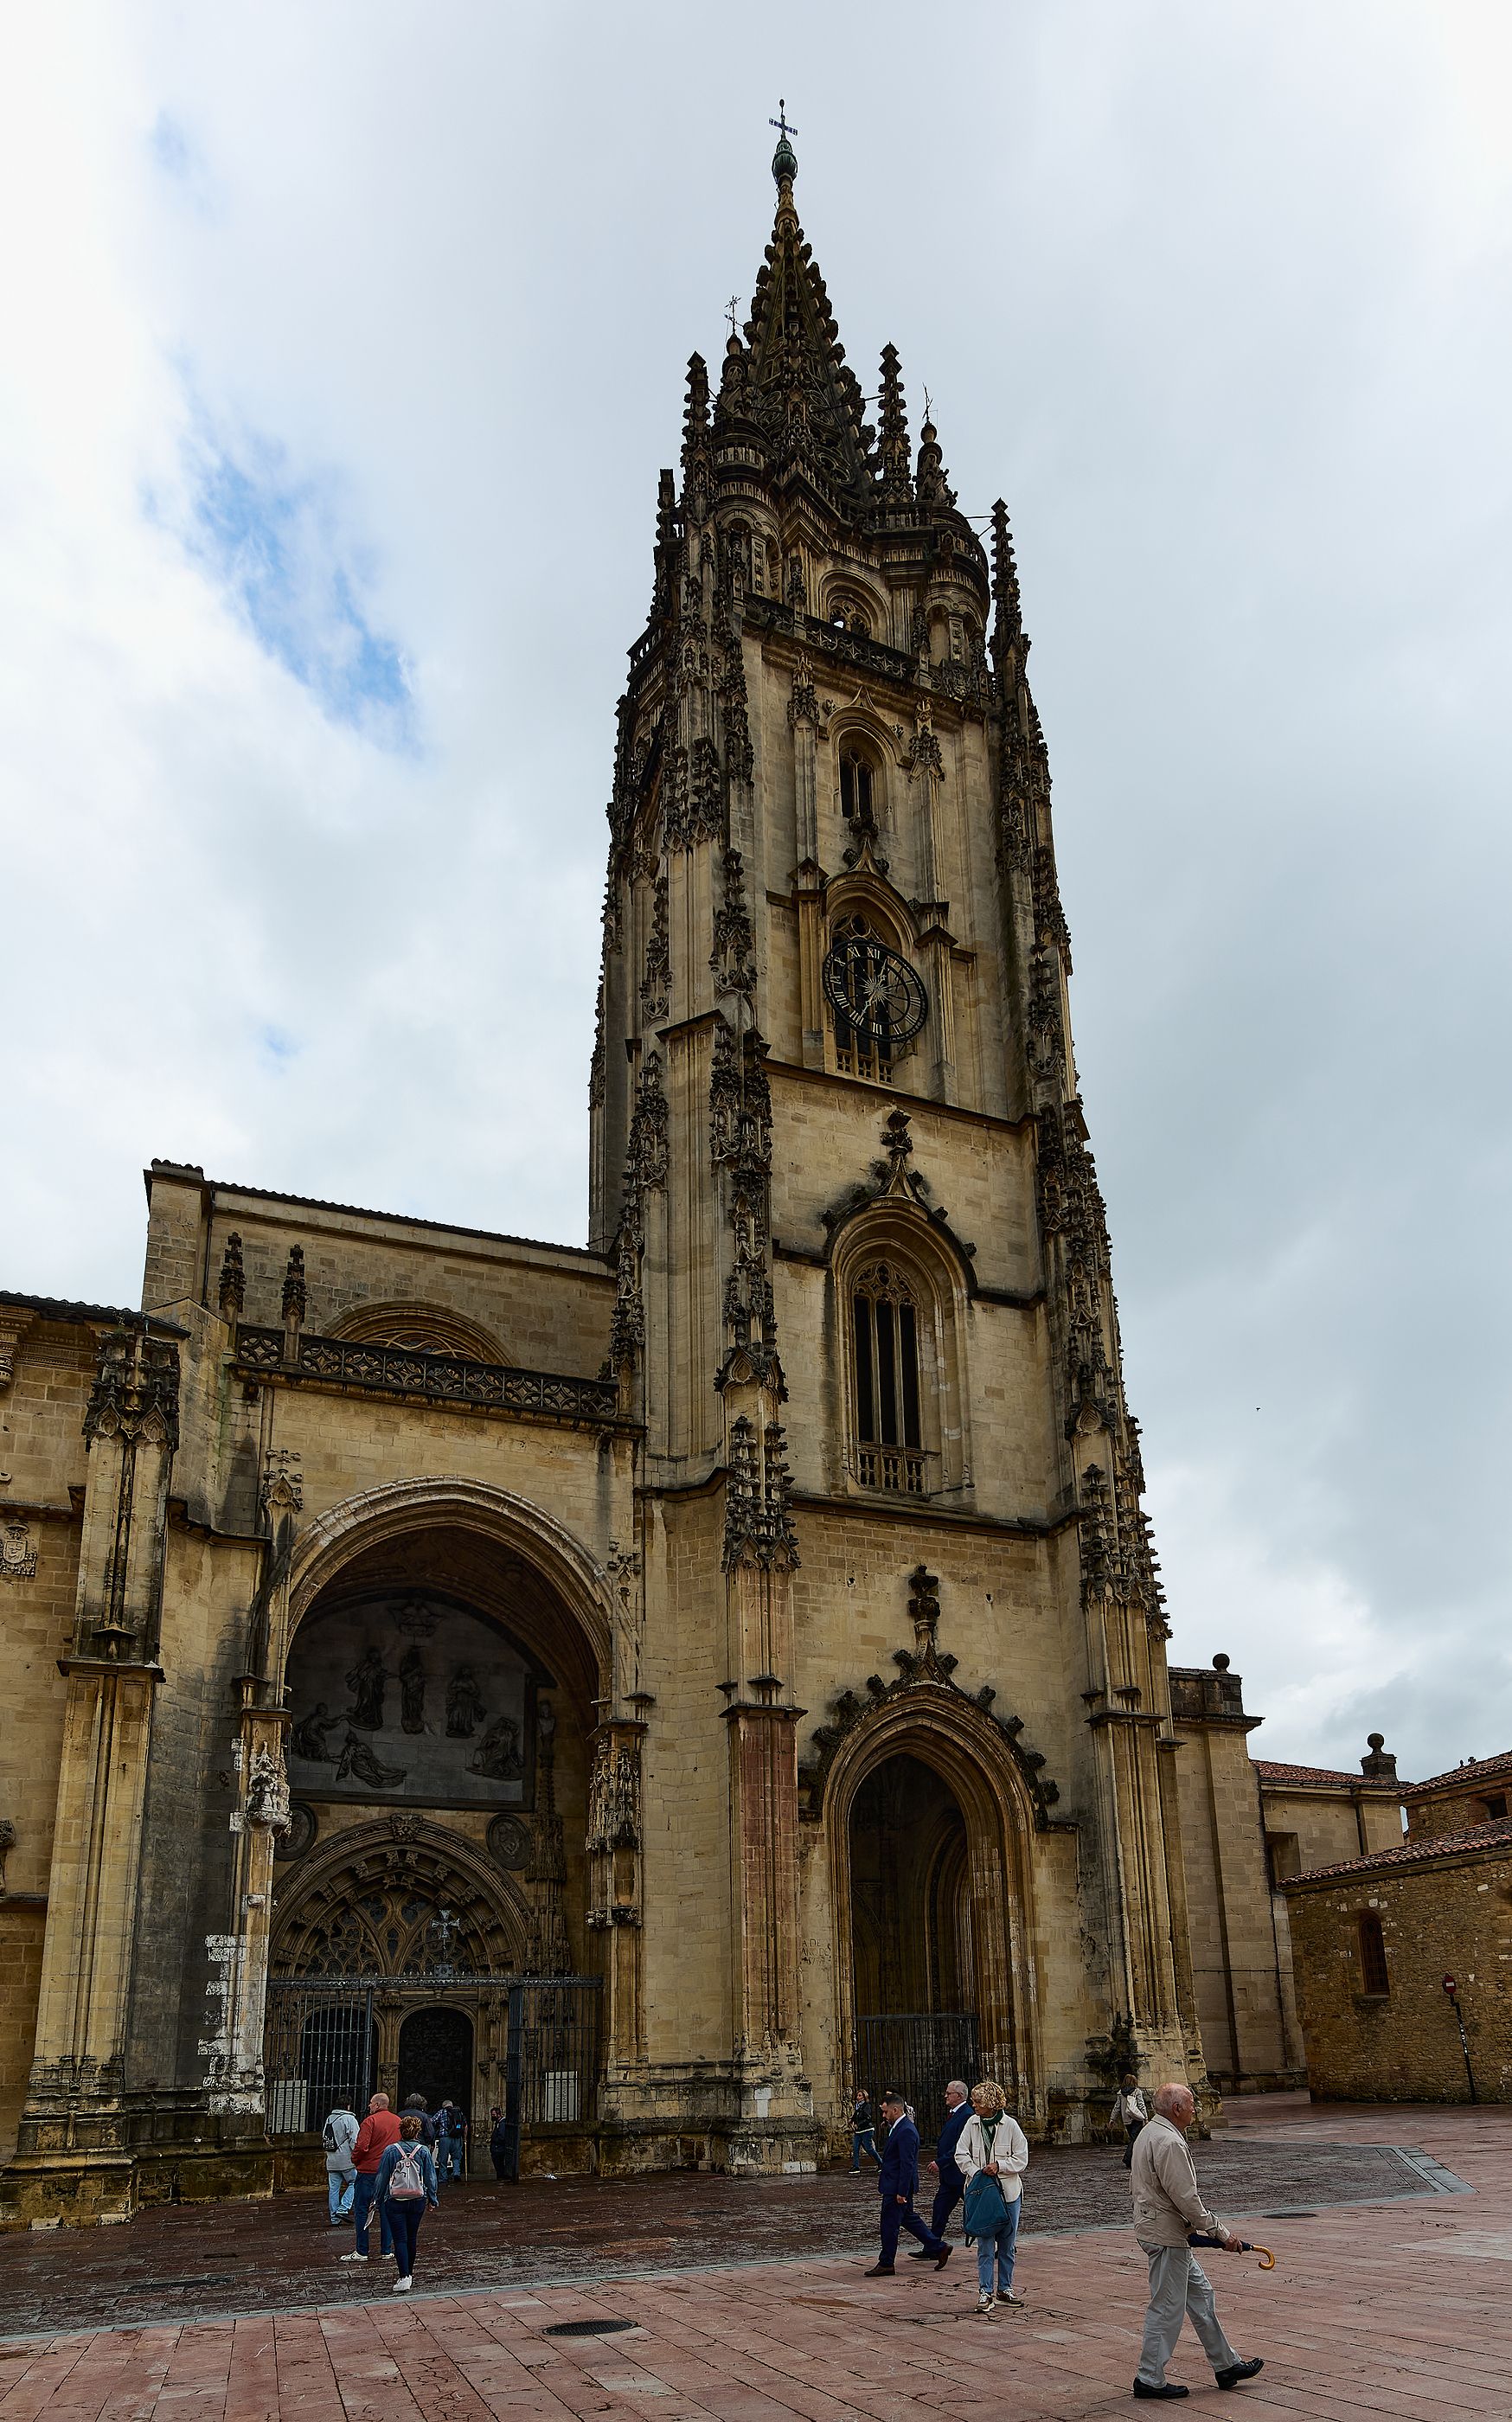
{"left": 820, "top": 1678, "right": 1047, "bottom": 2134}
{"left": 398, "top": 2006, "right": 473, "bottom": 2119}
{"left": 849, "top": 1753, "right": 979, "bottom": 2122}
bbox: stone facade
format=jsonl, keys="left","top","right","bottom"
{"left": 3, "top": 135, "right": 1236, "bottom": 2225}
{"left": 1284, "top": 1821, "right": 1512, "bottom": 2104}
{"left": 1403, "top": 1751, "right": 1512, "bottom": 1842}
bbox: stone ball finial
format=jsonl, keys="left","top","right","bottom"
{"left": 1212, "top": 1653, "right": 1230, "bottom": 1671}
{"left": 1368, "top": 1732, "right": 1385, "bottom": 1752}
{"left": 772, "top": 133, "right": 798, "bottom": 189}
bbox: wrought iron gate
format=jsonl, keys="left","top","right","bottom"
{"left": 853, "top": 2012, "right": 980, "bottom": 2137}
{"left": 501, "top": 1977, "right": 601, "bottom": 2180}
{"left": 263, "top": 1981, "right": 378, "bottom": 2136}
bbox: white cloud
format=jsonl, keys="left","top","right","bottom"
{"left": 1, "top": 1, "right": 1509, "bottom": 1776}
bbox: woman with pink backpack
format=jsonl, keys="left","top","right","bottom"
{"left": 372, "top": 2112, "right": 439, "bottom": 2291}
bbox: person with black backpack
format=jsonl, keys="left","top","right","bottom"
{"left": 373, "top": 2112, "right": 439, "bottom": 2292}
{"left": 322, "top": 2101, "right": 359, "bottom": 2225}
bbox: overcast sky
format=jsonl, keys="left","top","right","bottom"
{"left": 3, "top": 3, "right": 1509, "bottom": 1782}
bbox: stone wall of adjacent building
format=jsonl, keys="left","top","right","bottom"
{"left": 1403, "top": 1752, "right": 1512, "bottom": 1842}
{"left": 1284, "top": 1825, "right": 1512, "bottom": 2103}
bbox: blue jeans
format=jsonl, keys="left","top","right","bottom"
{"left": 851, "top": 2128, "right": 880, "bottom": 2171}
{"left": 328, "top": 2169, "right": 356, "bottom": 2222}
{"left": 386, "top": 2195, "right": 426, "bottom": 2279}
{"left": 975, "top": 2195, "right": 1021, "bottom": 2297}
{"left": 352, "top": 2170, "right": 393, "bottom": 2256}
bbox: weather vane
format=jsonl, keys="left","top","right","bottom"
{"left": 923, "top": 386, "right": 933, "bottom": 422}
{"left": 725, "top": 294, "right": 741, "bottom": 339}
{"left": 770, "top": 99, "right": 798, "bottom": 143}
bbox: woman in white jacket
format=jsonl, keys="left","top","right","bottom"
{"left": 955, "top": 2079, "right": 1030, "bottom": 2313}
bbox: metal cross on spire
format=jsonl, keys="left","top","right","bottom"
{"left": 770, "top": 99, "right": 798, "bottom": 143}
{"left": 725, "top": 294, "right": 741, "bottom": 338}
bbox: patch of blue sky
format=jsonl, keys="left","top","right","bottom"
{"left": 259, "top": 1025, "right": 300, "bottom": 1068}
{"left": 147, "top": 111, "right": 224, "bottom": 221}
{"left": 166, "top": 403, "right": 417, "bottom": 751}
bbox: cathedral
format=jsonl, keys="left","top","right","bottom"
{"left": 1, "top": 131, "right": 1235, "bottom": 2226}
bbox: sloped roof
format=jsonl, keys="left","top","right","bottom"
{"left": 1283, "top": 1814, "right": 1512, "bottom": 1889}
{"left": 1254, "top": 1759, "right": 1386, "bottom": 1790}
{"left": 1404, "top": 1748, "right": 1512, "bottom": 1799}
{"left": 0, "top": 1287, "right": 183, "bottom": 1333}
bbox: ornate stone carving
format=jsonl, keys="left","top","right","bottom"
{"left": 216, "top": 1234, "right": 245, "bottom": 1320}
{"left": 281, "top": 1246, "right": 307, "bottom": 1327}
{"left": 0, "top": 1309, "right": 35, "bottom": 1393}
{"left": 1, "top": 1515, "right": 37, "bottom": 1583}
{"left": 244, "top": 1745, "right": 292, "bottom": 1835}
{"left": 639, "top": 869, "right": 670, "bottom": 1022}
{"left": 710, "top": 846, "right": 757, "bottom": 996}
{"left": 798, "top": 1571, "right": 1059, "bottom": 1823}
{"left": 721, "top": 1413, "right": 798, "bottom": 1571}
{"left": 83, "top": 1324, "right": 180, "bottom": 1451}
{"left": 260, "top": 1447, "right": 303, "bottom": 1520}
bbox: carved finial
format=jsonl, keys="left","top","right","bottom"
{"left": 990, "top": 498, "right": 1022, "bottom": 644}
{"left": 280, "top": 1248, "right": 306, "bottom": 1364}
{"left": 1361, "top": 1732, "right": 1399, "bottom": 1782}
{"left": 878, "top": 343, "right": 913, "bottom": 507}
{"left": 769, "top": 99, "right": 798, "bottom": 189}
{"left": 682, "top": 353, "right": 710, "bottom": 465}
{"left": 915, "top": 411, "right": 956, "bottom": 511}
{"left": 907, "top": 1564, "right": 940, "bottom": 1653}
{"left": 217, "top": 1232, "right": 245, "bottom": 1320}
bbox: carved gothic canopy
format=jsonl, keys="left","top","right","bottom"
{"left": 285, "top": 1589, "right": 554, "bottom": 1814}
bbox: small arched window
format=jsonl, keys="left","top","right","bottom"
{"left": 839, "top": 749, "right": 875, "bottom": 824}
{"left": 1357, "top": 1911, "right": 1389, "bottom": 1996}
{"left": 851, "top": 1260, "right": 925, "bottom": 1494}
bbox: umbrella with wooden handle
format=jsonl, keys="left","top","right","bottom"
{"left": 1188, "top": 2230, "right": 1276, "bottom": 2270}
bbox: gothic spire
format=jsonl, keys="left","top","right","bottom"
{"left": 740, "top": 126, "right": 876, "bottom": 514}
{"left": 990, "top": 498, "right": 1022, "bottom": 644}
{"left": 877, "top": 343, "right": 913, "bottom": 508}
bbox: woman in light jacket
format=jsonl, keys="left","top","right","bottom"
{"left": 955, "top": 2078, "right": 1030, "bottom": 2314}
{"left": 373, "top": 2112, "right": 439, "bottom": 2293}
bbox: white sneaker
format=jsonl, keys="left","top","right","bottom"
{"left": 976, "top": 2293, "right": 995, "bottom": 2314}
{"left": 394, "top": 2277, "right": 413, "bottom": 2293}
{"left": 340, "top": 2252, "right": 368, "bottom": 2264}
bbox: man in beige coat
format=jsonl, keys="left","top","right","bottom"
{"left": 1129, "top": 2085, "right": 1264, "bottom": 2400}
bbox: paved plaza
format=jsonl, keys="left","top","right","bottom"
{"left": 3, "top": 2098, "right": 1509, "bottom": 2419}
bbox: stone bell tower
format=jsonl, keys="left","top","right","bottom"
{"left": 591, "top": 118, "right": 1204, "bottom": 2158}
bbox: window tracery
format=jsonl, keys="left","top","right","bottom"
{"left": 850, "top": 1258, "right": 926, "bottom": 1494}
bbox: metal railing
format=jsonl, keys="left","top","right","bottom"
{"left": 855, "top": 1444, "right": 927, "bottom": 1495}
{"left": 854, "top": 2012, "right": 981, "bottom": 2136}
{"left": 234, "top": 1326, "right": 618, "bottom": 1425}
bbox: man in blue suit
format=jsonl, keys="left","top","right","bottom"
{"left": 864, "top": 2091, "right": 953, "bottom": 2276}
{"left": 909, "top": 2079, "right": 971, "bottom": 2255}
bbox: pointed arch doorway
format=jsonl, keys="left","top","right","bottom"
{"left": 849, "top": 1752, "right": 980, "bottom": 2126}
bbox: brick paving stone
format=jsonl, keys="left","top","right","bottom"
{"left": 3, "top": 2102, "right": 1510, "bottom": 2419}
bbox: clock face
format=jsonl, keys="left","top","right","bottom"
{"left": 823, "top": 932, "right": 929, "bottom": 1045}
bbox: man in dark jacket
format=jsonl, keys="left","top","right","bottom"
{"left": 911, "top": 2079, "right": 971, "bottom": 2253}
{"left": 864, "top": 2092, "right": 953, "bottom": 2277}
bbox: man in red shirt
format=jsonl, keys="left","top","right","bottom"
{"left": 341, "top": 2092, "right": 401, "bottom": 2263}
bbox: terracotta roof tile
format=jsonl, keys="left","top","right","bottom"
{"left": 1404, "top": 1748, "right": 1512, "bottom": 1798}
{"left": 1282, "top": 1815, "right": 1512, "bottom": 1887}
{"left": 1254, "top": 1759, "right": 1381, "bottom": 1789}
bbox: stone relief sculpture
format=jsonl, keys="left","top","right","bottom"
{"left": 291, "top": 1702, "right": 340, "bottom": 1761}
{"left": 469, "top": 1715, "right": 524, "bottom": 1782}
{"left": 344, "top": 1646, "right": 392, "bottom": 1730}
{"left": 399, "top": 1646, "right": 428, "bottom": 1733}
{"left": 1, "top": 1516, "right": 38, "bottom": 1582}
{"left": 335, "top": 1731, "right": 407, "bottom": 1791}
{"left": 445, "top": 1666, "right": 486, "bottom": 1737}
{"left": 244, "top": 1745, "right": 292, "bottom": 1834}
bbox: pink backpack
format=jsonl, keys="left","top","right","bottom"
{"left": 388, "top": 2141, "right": 426, "bottom": 2201}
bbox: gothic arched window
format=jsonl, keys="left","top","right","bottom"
{"left": 1356, "top": 1910, "right": 1389, "bottom": 1996}
{"left": 839, "top": 748, "right": 875, "bottom": 824}
{"left": 851, "top": 1259, "right": 925, "bottom": 1495}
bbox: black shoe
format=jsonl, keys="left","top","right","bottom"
{"left": 1215, "top": 2360, "right": 1264, "bottom": 2391}
{"left": 1132, "top": 2386, "right": 1189, "bottom": 2401}
{"left": 934, "top": 2242, "right": 953, "bottom": 2270}
{"left": 863, "top": 2265, "right": 895, "bottom": 2278}
{"left": 906, "top": 2247, "right": 934, "bottom": 2259}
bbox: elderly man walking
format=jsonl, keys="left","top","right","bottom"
{"left": 1130, "top": 2084, "right": 1264, "bottom": 2400}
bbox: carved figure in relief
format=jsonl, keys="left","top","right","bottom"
{"left": 445, "top": 1665, "right": 486, "bottom": 1738}
{"left": 291, "top": 1702, "right": 340, "bottom": 1761}
{"left": 399, "top": 1647, "right": 428, "bottom": 1734}
{"left": 469, "top": 1715, "right": 524, "bottom": 1782}
{"left": 335, "top": 1730, "right": 407, "bottom": 1791}
{"left": 344, "top": 1646, "right": 392, "bottom": 1731}
{"left": 245, "top": 1745, "right": 292, "bottom": 1833}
